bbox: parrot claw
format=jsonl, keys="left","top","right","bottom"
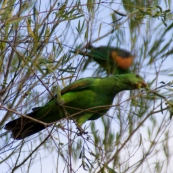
{"left": 76, "top": 125, "right": 88, "bottom": 136}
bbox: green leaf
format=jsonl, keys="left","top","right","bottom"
{"left": 26, "top": 19, "right": 35, "bottom": 39}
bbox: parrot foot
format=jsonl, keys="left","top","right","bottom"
{"left": 76, "top": 125, "right": 88, "bottom": 136}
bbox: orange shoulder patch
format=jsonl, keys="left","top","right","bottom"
{"left": 111, "top": 51, "right": 133, "bottom": 69}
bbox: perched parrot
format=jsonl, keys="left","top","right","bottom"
{"left": 72, "top": 46, "right": 134, "bottom": 75}
{"left": 5, "top": 74, "right": 147, "bottom": 140}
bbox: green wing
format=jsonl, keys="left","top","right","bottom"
{"left": 61, "top": 78, "right": 95, "bottom": 94}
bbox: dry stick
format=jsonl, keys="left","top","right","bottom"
{"left": 1, "top": 41, "right": 59, "bottom": 124}
{"left": 11, "top": 131, "right": 52, "bottom": 172}
{"left": 96, "top": 107, "right": 168, "bottom": 173}
{"left": 11, "top": 140, "right": 24, "bottom": 173}
{"left": 0, "top": 104, "right": 47, "bottom": 126}
{"left": 7, "top": 41, "right": 56, "bottom": 99}
{"left": 131, "top": 115, "right": 170, "bottom": 173}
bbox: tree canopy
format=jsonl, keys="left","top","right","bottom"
{"left": 0, "top": 0, "right": 173, "bottom": 173}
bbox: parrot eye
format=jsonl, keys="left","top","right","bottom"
{"left": 136, "top": 74, "right": 140, "bottom": 78}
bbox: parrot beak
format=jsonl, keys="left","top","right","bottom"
{"left": 137, "top": 81, "right": 148, "bottom": 89}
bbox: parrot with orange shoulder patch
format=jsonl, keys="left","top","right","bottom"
{"left": 71, "top": 45, "right": 134, "bottom": 75}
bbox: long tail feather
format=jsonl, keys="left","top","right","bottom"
{"left": 5, "top": 112, "right": 47, "bottom": 140}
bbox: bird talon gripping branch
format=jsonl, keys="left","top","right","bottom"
{"left": 76, "top": 126, "right": 88, "bottom": 136}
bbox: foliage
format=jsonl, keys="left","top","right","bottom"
{"left": 0, "top": 0, "right": 173, "bottom": 173}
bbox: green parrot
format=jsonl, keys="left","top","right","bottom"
{"left": 72, "top": 45, "right": 134, "bottom": 75}
{"left": 5, "top": 74, "right": 147, "bottom": 140}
